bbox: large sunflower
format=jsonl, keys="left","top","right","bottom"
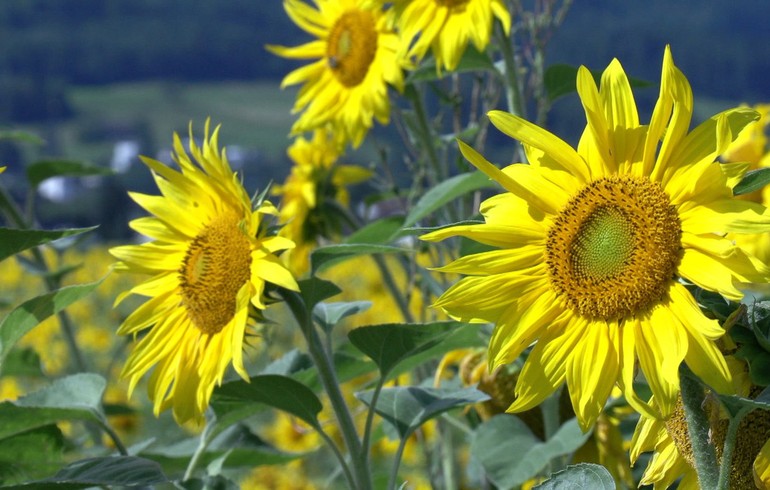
{"left": 392, "top": 0, "right": 511, "bottom": 72}
{"left": 267, "top": 0, "right": 405, "bottom": 148}
{"left": 111, "top": 122, "right": 298, "bottom": 425}
{"left": 422, "top": 47, "right": 770, "bottom": 430}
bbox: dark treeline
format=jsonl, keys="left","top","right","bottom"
{"left": 2, "top": 0, "right": 770, "bottom": 123}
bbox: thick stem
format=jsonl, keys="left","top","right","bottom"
{"left": 386, "top": 434, "right": 409, "bottom": 490}
{"left": 282, "top": 289, "right": 371, "bottom": 490}
{"left": 680, "top": 371, "right": 719, "bottom": 490}
{"left": 716, "top": 406, "right": 751, "bottom": 490}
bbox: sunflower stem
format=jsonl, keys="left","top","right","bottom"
{"left": 386, "top": 433, "right": 409, "bottom": 490}
{"left": 0, "top": 183, "right": 89, "bottom": 373}
{"left": 716, "top": 405, "right": 751, "bottom": 490}
{"left": 680, "top": 369, "right": 719, "bottom": 490}
{"left": 183, "top": 419, "right": 215, "bottom": 481}
{"left": 361, "top": 376, "right": 385, "bottom": 474}
{"left": 404, "top": 84, "right": 445, "bottom": 186}
{"left": 281, "top": 287, "right": 371, "bottom": 490}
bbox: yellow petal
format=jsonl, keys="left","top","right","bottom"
{"left": 488, "top": 111, "right": 590, "bottom": 183}
{"left": 565, "top": 319, "right": 619, "bottom": 431}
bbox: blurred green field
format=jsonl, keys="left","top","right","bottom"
{"left": 57, "top": 80, "right": 298, "bottom": 164}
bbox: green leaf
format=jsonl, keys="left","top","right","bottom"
{"left": 717, "top": 386, "right": 770, "bottom": 418}
{"left": 0, "top": 373, "right": 107, "bottom": 440}
{"left": 404, "top": 171, "right": 495, "bottom": 227}
{"left": 0, "top": 130, "right": 45, "bottom": 146}
{"left": 348, "top": 321, "right": 471, "bottom": 377}
{"left": 2, "top": 456, "right": 168, "bottom": 489}
{"left": 142, "top": 425, "right": 298, "bottom": 475}
{"left": 344, "top": 216, "right": 405, "bottom": 245}
{"left": 310, "top": 243, "right": 411, "bottom": 274}
{"left": 26, "top": 160, "right": 113, "bottom": 187}
{"left": 533, "top": 463, "right": 615, "bottom": 489}
{"left": 733, "top": 167, "right": 770, "bottom": 196}
{"left": 211, "top": 374, "right": 323, "bottom": 429}
{"left": 471, "top": 415, "right": 593, "bottom": 488}
{"left": 0, "top": 227, "right": 98, "bottom": 263}
{"left": 313, "top": 301, "right": 372, "bottom": 334}
{"left": 0, "top": 425, "right": 65, "bottom": 484}
{"left": 406, "top": 47, "right": 496, "bottom": 83}
{"left": 298, "top": 277, "right": 341, "bottom": 311}
{"left": 0, "top": 347, "right": 43, "bottom": 377}
{"left": 357, "top": 385, "right": 489, "bottom": 439}
{"left": 0, "top": 278, "right": 106, "bottom": 373}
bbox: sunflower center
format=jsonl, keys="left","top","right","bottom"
{"left": 179, "top": 213, "right": 252, "bottom": 335}
{"left": 545, "top": 175, "right": 682, "bottom": 321}
{"left": 327, "top": 10, "right": 378, "bottom": 87}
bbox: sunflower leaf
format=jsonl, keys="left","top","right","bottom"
{"left": 0, "top": 278, "right": 105, "bottom": 373}
{"left": 733, "top": 167, "right": 770, "bottom": 196}
{"left": 4, "top": 456, "right": 168, "bottom": 489}
{"left": 544, "top": 64, "right": 652, "bottom": 102}
{"left": 471, "top": 415, "right": 593, "bottom": 488}
{"left": 312, "top": 300, "right": 372, "bottom": 334}
{"left": 211, "top": 374, "right": 323, "bottom": 430}
{"left": 26, "top": 159, "right": 113, "bottom": 187}
{"left": 0, "top": 425, "right": 65, "bottom": 484}
{"left": 344, "top": 216, "right": 405, "bottom": 245}
{"left": 533, "top": 463, "right": 615, "bottom": 489}
{"left": 0, "top": 226, "right": 98, "bottom": 263}
{"left": 348, "top": 321, "right": 471, "bottom": 377}
{"left": 310, "top": 243, "right": 411, "bottom": 274}
{"left": 356, "top": 385, "right": 489, "bottom": 439}
{"left": 404, "top": 171, "right": 496, "bottom": 227}
{"left": 0, "top": 374, "right": 107, "bottom": 440}
{"left": 405, "top": 47, "right": 495, "bottom": 84}
{"left": 717, "top": 386, "right": 770, "bottom": 418}
{"left": 0, "top": 129, "right": 45, "bottom": 146}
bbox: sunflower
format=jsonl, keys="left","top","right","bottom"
{"left": 267, "top": 0, "right": 405, "bottom": 148}
{"left": 631, "top": 358, "right": 770, "bottom": 489}
{"left": 422, "top": 46, "right": 770, "bottom": 431}
{"left": 392, "top": 0, "right": 511, "bottom": 72}
{"left": 273, "top": 130, "right": 371, "bottom": 275}
{"left": 110, "top": 121, "right": 298, "bottom": 425}
{"left": 723, "top": 104, "right": 770, "bottom": 265}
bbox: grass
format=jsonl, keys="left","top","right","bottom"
{"left": 38, "top": 80, "right": 299, "bottom": 167}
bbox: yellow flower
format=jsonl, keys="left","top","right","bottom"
{"left": 273, "top": 130, "right": 371, "bottom": 275}
{"left": 723, "top": 104, "right": 770, "bottom": 265}
{"left": 0, "top": 166, "right": 5, "bottom": 173}
{"left": 240, "top": 461, "right": 317, "bottom": 490}
{"left": 263, "top": 411, "right": 321, "bottom": 453}
{"left": 267, "top": 0, "right": 406, "bottom": 148}
{"left": 423, "top": 46, "right": 770, "bottom": 430}
{"left": 110, "top": 121, "right": 299, "bottom": 425}
{"left": 392, "top": 0, "right": 511, "bottom": 72}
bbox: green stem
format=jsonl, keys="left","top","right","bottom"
{"left": 405, "top": 85, "right": 444, "bottom": 185}
{"left": 317, "top": 427, "right": 358, "bottom": 490}
{"left": 183, "top": 421, "right": 215, "bottom": 481}
{"left": 495, "top": 21, "right": 526, "bottom": 121}
{"left": 97, "top": 416, "right": 129, "bottom": 456}
{"left": 716, "top": 406, "right": 751, "bottom": 490}
{"left": 361, "top": 376, "right": 385, "bottom": 472}
{"left": 386, "top": 434, "right": 409, "bottom": 490}
{"left": 0, "top": 184, "right": 88, "bottom": 372}
{"left": 680, "top": 370, "right": 719, "bottom": 490}
{"left": 282, "top": 289, "right": 371, "bottom": 490}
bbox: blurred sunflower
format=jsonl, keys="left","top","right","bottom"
{"left": 722, "top": 104, "right": 770, "bottom": 265}
{"left": 392, "top": 0, "right": 510, "bottom": 72}
{"left": 0, "top": 166, "right": 5, "bottom": 173}
{"left": 423, "top": 46, "right": 770, "bottom": 430}
{"left": 273, "top": 130, "right": 371, "bottom": 275}
{"left": 267, "top": 0, "right": 406, "bottom": 148}
{"left": 631, "top": 358, "right": 770, "bottom": 489}
{"left": 110, "top": 121, "right": 298, "bottom": 425}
